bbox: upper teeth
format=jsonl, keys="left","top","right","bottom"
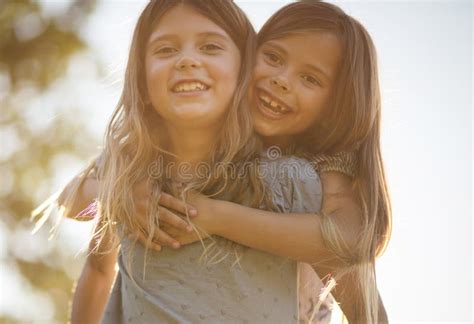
{"left": 173, "top": 82, "right": 208, "bottom": 92}
{"left": 259, "top": 94, "right": 289, "bottom": 113}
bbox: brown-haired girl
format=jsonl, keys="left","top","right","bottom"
{"left": 146, "top": 2, "right": 392, "bottom": 322}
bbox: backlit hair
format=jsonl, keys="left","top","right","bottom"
{"left": 258, "top": 2, "right": 392, "bottom": 322}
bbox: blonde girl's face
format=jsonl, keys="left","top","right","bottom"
{"left": 250, "top": 32, "right": 342, "bottom": 140}
{"left": 145, "top": 4, "right": 241, "bottom": 129}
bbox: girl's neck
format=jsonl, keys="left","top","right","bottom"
{"left": 262, "top": 135, "right": 293, "bottom": 152}
{"left": 165, "top": 124, "right": 218, "bottom": 166}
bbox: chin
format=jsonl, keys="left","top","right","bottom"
{"left": 253, "top": 118, "right": 280, "bottom": 138}
{"left": 172, "top": 105, "right": 214, "bottom": 118}
{"left": 173, "top": 111, "right": 227, "bottom": 130}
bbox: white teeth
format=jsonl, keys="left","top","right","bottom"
{"left": 173, "top": 82, "right": 208, "bottom": 92}
{"left": 259, "top": 93, "right": 289, "bottom": 114}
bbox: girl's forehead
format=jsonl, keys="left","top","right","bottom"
{"left": 147, "top": 5, "right": 228, "bottom": 42}
{"left": 263, "top": 29, "right": 337, "bottom": 44}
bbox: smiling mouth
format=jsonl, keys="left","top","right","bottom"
{"left": 172, "top": 81, "right": 210, "bottom": 93}
{"left": 257, "top": 90, "right": 292, "bottom": 116}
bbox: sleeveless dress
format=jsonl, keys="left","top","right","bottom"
{"left": 100, "top": 156, "right": 334, "bottom": 323}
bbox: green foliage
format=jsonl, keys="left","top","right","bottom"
{"left": 0, "top": 0, "right": 99, "bottom": 322}
{"left": 0, "top": 0, "right": 96, "bottom": 89}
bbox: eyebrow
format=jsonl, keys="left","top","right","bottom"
{"left": 147, "top": 31, "right": 230, "bottom": 47}
{"left": 264, "top": 42, "right": 288, "bottom": 56}
{"left": 303, "top": 63, "right": 332, "bottom": 82}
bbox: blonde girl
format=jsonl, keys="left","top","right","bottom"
{"left": 45, "top": 0, "right": 330, "bottom": 323}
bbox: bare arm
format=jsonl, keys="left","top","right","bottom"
{"left": 70, "top": 218, "right": 119, "bottom": 324}
{"left": 213, "top": 201, "right": 328, "bottom": 262}
{"left": 58, "top": 171, "right": 197, "bottom": 249}
{"left": 187, "top": 171, "right": 386, "bottom": 323}
{"left": 58, "top": 176, "right": 98, "bottom": 220}
{"left": 215, "top": 172, "right": 388, "bottom": 323}
{"left": 160, "top": 171, "right": 361, "bottom": 269}
{"left": 206, "top": 172, "right": 361, "bottom": 269}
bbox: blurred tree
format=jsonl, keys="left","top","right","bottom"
{"left": 0, "top": 0, "right": 99, "bottom": 323}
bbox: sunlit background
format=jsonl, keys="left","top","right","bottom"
{"left": 0, "top": 0, "right": 471, "bottom": 323}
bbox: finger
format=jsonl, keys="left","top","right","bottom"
{"left": 158, "top": 207, "right": 193, "bottom": 233}
{"left": 128, "top": 229, "right": 162, "bottom": 252}
{"left": 161, "top": 223, "right": 184, "bottom": 237}
{"left": 151, "top": 226, "right": 181, "bottom": 249}
{"left": 159, "top": 192, "right": 198, "bottom": 217}
{"left": 131, "top": 209, "right": 181, "bottom": 249}
{"left": 133, "top": 219, "right": 181, "bottom": 250}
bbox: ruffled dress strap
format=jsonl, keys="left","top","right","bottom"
{"left": 311, "top": 151, "right": 357, "bottom": 178}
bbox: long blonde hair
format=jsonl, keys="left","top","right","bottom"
{"left": 96, "top": 0, "right": 265, "bottom": 246}
{"left": 258, "top": 2, "right": 392, "bottom": 323}
{"left": 33, "top": 0, "right": 266, "bottom": 265}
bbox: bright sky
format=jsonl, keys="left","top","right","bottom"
{"left": 5, "top": 0, "right": 472, "bottom": 323}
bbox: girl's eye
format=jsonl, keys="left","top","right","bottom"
{"left": 201, "top": 43, "right": 223, "bottom": 52}
{"left": 263, "top": 51, "right": 282, "bottom": 65}
{"left": 155, "top": 46, "right": 177, "bottom": 56}
{"left": 301, "top": 74, "right": 321, "bottom": 86}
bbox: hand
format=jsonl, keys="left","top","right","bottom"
{"left": 131, "top": 180, "right": 198, "bottom": 251}
{"left": 155, "top": 190, "right": 217, "bottom": 247}
{"left": 179, "top": 190, "right": 218, "bottom": 236}
{"left": 160, "top": 221, "right": 210, "bottom": 246}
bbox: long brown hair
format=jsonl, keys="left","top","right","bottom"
{"left": 258, "top": 1, "right": 392, "bottom": 323}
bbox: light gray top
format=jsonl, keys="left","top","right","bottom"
{"left": 101, "top": 156, "right": 324, "bottom": 324}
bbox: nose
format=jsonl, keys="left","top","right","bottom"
{"left": 270, "top": 76, "right": 290, "bottom": 92}
{"left": 175, "top": 55, "right": 202, "bottom": 70}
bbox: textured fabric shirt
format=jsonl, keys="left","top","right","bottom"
{"left": 101, "top": 156, "right": 330, "bottom": 323}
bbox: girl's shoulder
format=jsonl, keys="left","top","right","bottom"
{"left": 259, "top": 154, "right": 319, "bottom": 179}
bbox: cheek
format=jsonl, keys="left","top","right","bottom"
{"left": 223, "top": 63, "right": 239, "bottom": 86}
{"left": 226, "top": 54, "right": 241, "bottom": 82}
{"left": 212, "top": 54, "right": 240, "bottom": 94}
{"left": 253, "top": 57, "right": 271, "bottom": 81}
{"left": 291, "top": 92, "right": 327, "bottom": 132}
{"left": 146, "top": 61, "right": 170, "bottom": 95}
{"left": 251, "top": 114, "right": 278, "bottom": 137}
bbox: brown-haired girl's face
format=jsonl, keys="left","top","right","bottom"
{"left": 250, "top": 32, "right": 341, "bottom": 140}
{"left": 145, "top": 4, "right": 241, "bottom": 129}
